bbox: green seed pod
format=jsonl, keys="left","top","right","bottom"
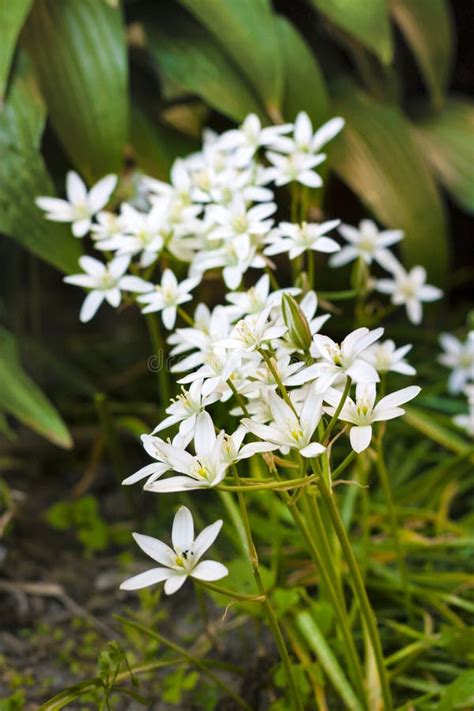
{"left": 281, "top": 293, "right": 312, "bottom": 352}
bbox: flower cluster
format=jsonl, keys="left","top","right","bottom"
{"left": 36, "top": 111, "right": 436, "bottom": 595}
{"left": 439, "top": 329, "right": 474, "bottom": 436}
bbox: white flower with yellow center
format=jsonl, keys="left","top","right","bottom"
{"left": 363, "top": 340, "right": 416, "bottom": 376}
{"left": 241, "top": 384, "right": 326, "bottom": 458}
{"left": 330, "top": 219, "right": 403, "bottom": 268}
{"left": 64, "top": 255, "right": 151, "bottom": 323}
{"left": 120, "top": 506, "right": 227, "bottom": 595}
{"left": 376, "top": 264, "right": 442, "bottom": 325}
{"left": 36, "top": 171, "right": 116, "bottom": 237}
{"left": 265, "top": 220, "right": 341, "bottom": 259}
{"left": 138, "top": 269, "right": 200, "bottom": 329}
{"left": 323, "top": 383, "right": 420, "bottom": 452}
{"left": 144, "top": 412, "right": 229, "bottom": 493}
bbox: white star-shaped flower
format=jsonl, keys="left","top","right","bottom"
{"left": 36, "top": 171, "right": 117, "bottom": 237}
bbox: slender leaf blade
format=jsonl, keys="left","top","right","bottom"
{"left": 413, "top": 98, "right": 474, "bottom": 214}
{"left": 331, "top": 81, "right": 449, "bottom": 283}
{"left": 0, "top": 0, "right": 33, "bottom": 103}
{"left": 0, "top": 327, "right": 72, "bottom": 449}
{"left": 0, "top": 57, "right": 81, "bottom": 273}
{"left": 144, "top": 6, "right": 264, "bottom": 122}
{"left": 276, "top": 16, "right": 329, "bottom": 126}
{"left": 296, "top": 611, "right": 363, "bottom": 711}
{"left": 177, "top": 0, "right": 283, "bottom": 117}
{"left": 22, "top": 0, "right": 128, "bottom": 182}
{"left": 391, "top": 0, "right": 454, "bottom": 110}
{"left": 308, "top": 0, "right": 393, "bottom": 64}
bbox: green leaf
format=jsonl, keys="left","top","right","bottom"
{"left": 404, "top": 406, "right": 473, "bottom": 459}
{"left": 413, "top": 98, "right": 474, "bottom": 214}
{"left": 391, "top": 0, "right": 453, "bottom": 110}
{"left": 331, "top": 81, "right": 449, "bottom": 283}
{"left": 0, "top": 57, "right": 81, "bottom": 274}
{"left": 144, "top": 5, "right": 264, "bottom": 123}
{"left": 0, "top": 326, "right": 72, "bottom": 449}
{"left": 276, "top": 16, "right": 329, "bottom": 126}
{"left": 0, "top": 0, "right": 33, "bottom": 103}
{"left": 438, "top": 670, "right": 474, "bottom": 711}
{"left": 130, "top": 104, "right": 197, "bottom": 180}
{"left": 177, "top": 0, "right": 283, "bottom": 117}
{"left": 22, "top": 0, "right": 128, "bottom": 182}
{"left": 308, "top": 0, "right": 393, "bottom": 64}
{"left": 296, "top": 611, "right": 363, "bottom": 711}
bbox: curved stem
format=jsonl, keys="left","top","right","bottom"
{"left": 196, "top": 580, "right": 265, "bottom": 602}
{"left": 316, "top": 475, "right": 393, "bottom": 711}
{"left": 322, "top": 377, "right": 352, "bottom": 442}
{"left": 117, "top": 616, "right": 252, "bottom": 710}
{"left": 227, "top": 379, "right": 249, "bottom": 417}
{"left": 259, "top": 349, "right": 298, "bottom": 416}
{"left": 375, "top": 438, "right": 412, "bottom": 619}
{"left": 232, "top": 465, "right": 303, "bottom": 710}
{"left": 145, "top": 313, "right": 170, "bottom": 404}
{"left": 218, "top": 474, "right": 318, "bottom": 492}
{"left": 287, "top": 491, "right": 367, "bottom": 706}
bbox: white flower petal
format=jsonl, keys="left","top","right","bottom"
{"left": 132, "top": 532, "right": 175, "bottom": 566}
{"left": 172, "top": 506, "right": 194, "bottom": 551}
{"left": 349, "top": 425, "right": 372, "bottom": 453}
{"left": 120, "top": 567, "right": 171, "bottom": 591}
{"left": 191, "top": 560, "right": 228, "bottom": 581}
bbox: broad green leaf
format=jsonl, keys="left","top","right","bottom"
{"left": 331, "top": 81, "right": 449, "bottom": 283}
{"left": 276, "top": 16, "right": 329, "bottom": 126}
{"left": 391, "top": 0, "right": 453, "bottom": 110}
{"left": 438, "top": 670, "right": 474, "bottom": 711}
{"left": 413, "top": 98, "right": 474, "bottom": 214}
{"left": 0, "top": 57, "right": 81, "bottom": 274}
{"left": 296, "top": 611, "right": 363, "bottom": 711}
{"left": 308, "top": 0, "right": 393, "bottom": 64}
{"left": 130, "top": 104, "right": 197, "bottom": 180}
{"left": 144, "top": 6, "right": 263, "bottom": 123}
{"left": 0, "top": 0, "right": 33, "bottom": 103}
{"left": 0, "top": 326, "right": 72, "bottom": 449}
{"left": 22, "top": 0, "right": 128, "bottom": 182}
{"left": 177, "top": 0, "right": 283, "bottom": 118}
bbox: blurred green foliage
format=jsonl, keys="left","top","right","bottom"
{"left": 0, "top": 0, "right": 472, "bottom": 285}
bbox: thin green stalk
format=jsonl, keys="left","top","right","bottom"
{"left": 322, "top": 377, "right": 352, "bottom": 442}
{"left": 227, "top": 379, "right": 249, "bottom": 416}
{"left": 145, "top": 313, "right": 170, "bottom": 404}
{"left": 304, "top": 490, "right": 367, "bottom": 705}
{"left": 307, "top": 249, "right": 315, "bottom": 291}
{"left": 177, "top": 306, "right": 194, "bottom": 326}
{"left": 95, "top": 393, "right": 125, "bottom": 485}
{"left": 117, "top": 616, "right": 251, "bottom": 711}
{"left": 375, "top": 439, "right": 412, "bottom": 618}
{"left": 332, "top": 451, "right": 357, "bottom": 480}
{"left": 259, "top": 349, "right": 297, "bottom": 416}
{"left": 196, "top": 580, "right": 265, "bottom": 602}
{"left": 232, "top": 465, "right": 303, "bottom": 711}
{"left": 218, "top": 474, "right": 317, "bottom": 492}
{"left": 265, "top": 266, "right": 280, "bottom": 290}
{"left": 316, "top": 474, "right": 393, "bottom": 711}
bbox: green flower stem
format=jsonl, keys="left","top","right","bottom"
{"left": 297, "top": 490, "right": 367, "bottom": 706}
{"left": 231, "top": 465, "right": 303, "bottom": 711}
{"left": 316, "top": 473, "right": 393, "bottom": 711}
{"left": 322, "top": 377, "right": 352, "bottom": 442}
{"left": 332, "top": 450, "right": 357, "bottom": 480}
{"left": 258, "top": 349, "right": 298, "bottom": 416}
{"left": 177, "top": 306, "right": 194, "bottom": 326}
{"left": 227, "top": 378, "right": 249, "bottom": 417}
{"left": 375, "top": 437, "right": 412, "bottom": 618}
{"left": 307, "top": 249, "right": 315, "bottom": 291}
{"left": 265, "top": 265, "right": 280, "bottom": 290}
{"left": 317, "top": 289, "right": 358, "bottom": 301}
{"left": 218, "top": 474, "right": 318, "bottom": 492}
{"left": 196, "top": 580, "right": 266, "bottom": 602}
{"left": 117, "top": 616, "right": 252, "bottom": 711}
{"left": 94, "top": 393, "right": 125, "bottom": 486}
{"left": 145, "top": 313, "right": 170, "bottom": 404}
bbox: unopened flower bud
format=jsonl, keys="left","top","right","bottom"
{"left": 281, "top": 294, "right": 312, "bottom": 351}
